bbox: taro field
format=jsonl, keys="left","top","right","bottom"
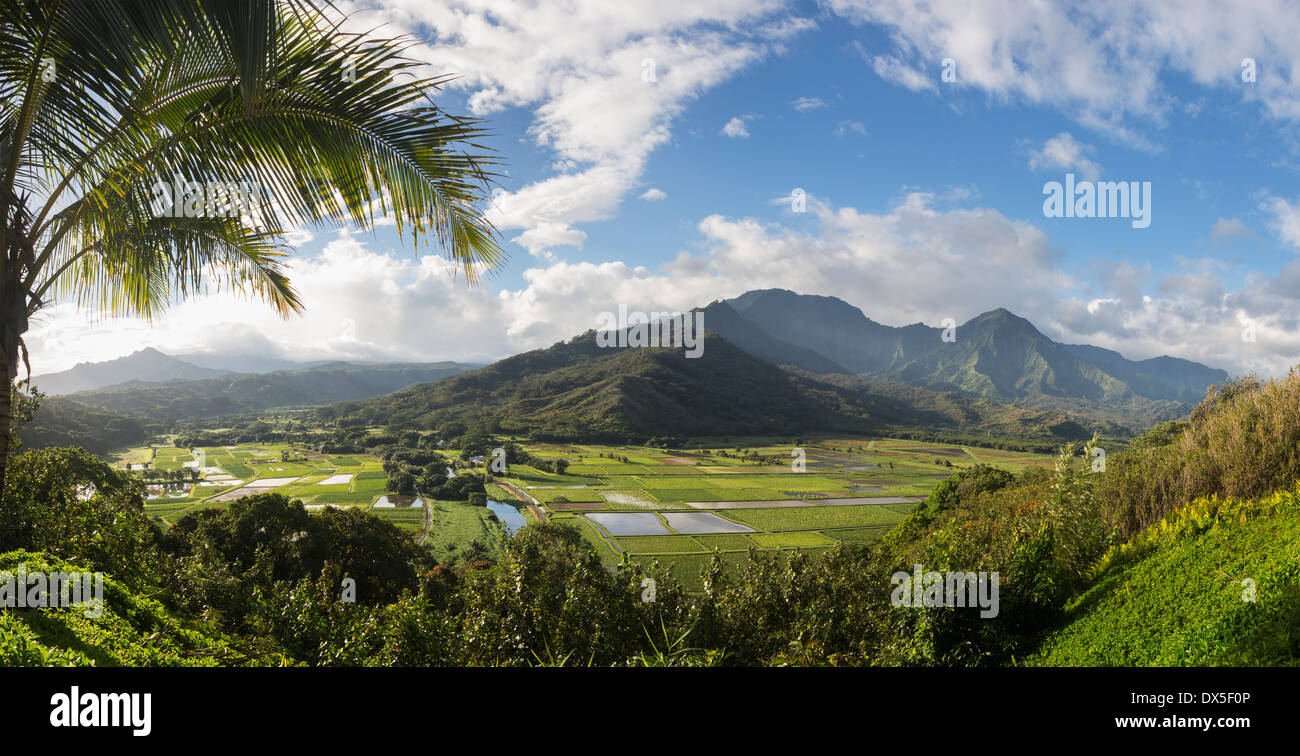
{"left": 491, "top": 437, "right": 1053, "bottom": 589}
{"left": 121, "top": 442, "right": 388, "bottom": 527}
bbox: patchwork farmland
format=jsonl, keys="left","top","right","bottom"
{"left": 119, "top": 436, "right": 1052, "bottom": 588}
{"left": 122, "top": 442, "right": 388, "bottom": 524}
{"left": 490, "top": 438, "right": 1054, "bottom": 589}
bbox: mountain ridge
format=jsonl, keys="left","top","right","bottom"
{"left": 707, "top": 289, "right": 1228, "bottom": 428}
{"left": 31, "top": 347, "right": 233, "bottom": 395}
{"left": 330, "top": 327, "right": 1102, "bottom": 444}
{"left": 63, "top": 360, "right": 479, "bottom": 420}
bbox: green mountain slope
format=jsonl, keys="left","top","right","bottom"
{"left": 333, "top": 329, "right": 1088, "bottom": 442}
{"left": 715, "top": 289, "right": 1228, "bottom": 428}
{"left": 15, "top": 397, "right": 148, "bottom": 455}
{"left": 1028, "top": 488, "right": 1300, "bottom": 666}
{"left": 729, "top": 288, "right": 938, "bottom": 373}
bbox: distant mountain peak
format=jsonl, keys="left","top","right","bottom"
{"left": 31, "top": 348, "right": 231, "bottom": 396}
{"left": 713, "top": 289, "right": 1228, "bottom": 426}
{"left": 967, "top": 307, "right": 1034, "bottom": 326}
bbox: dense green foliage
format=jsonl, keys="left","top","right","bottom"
{"left": 6, "top": 369, "right": 1300, "bottom": 667}
{"left": 1096, "top": 373, "right": 1300, "bottom": 537}
{"left": 15, "top": 395, "right": 148, "bottom": 455}
{"left": 1031, "top": 487, "right": 1300, "bottom": 666}
{"left": 333, "top": 330, "right": 1103, "bottom": 444}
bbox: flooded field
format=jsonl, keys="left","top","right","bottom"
{"left": 487, "top": 500, "right": 527, "bottom": 534}
{"left": 585, "top": 512, "right": 671, "bottom": 535}
{"left": 662, "top": 512, "right": 755, "bottom": 534}
{"left": 374, "top": 495, "right": 423, "bottom": 508}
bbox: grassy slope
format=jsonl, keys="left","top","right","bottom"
{"left": 424, "top": 500, "right": 506, "bottom": 565}
{"left": 1028, "top": 488, "right": 1300, "bottom": 666}
{"left": 0, "top": 550, "right": 269, "bottom": 667}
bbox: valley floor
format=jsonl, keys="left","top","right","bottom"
{"left": 121, "top": 435, "right": 1054, "bottom": 588}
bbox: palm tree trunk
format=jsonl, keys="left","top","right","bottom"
{"left": 0, "top": 334, "right": 12, "bottom": 504}
{"left": 0, "top": 273, "right": 25, "bottom": 505}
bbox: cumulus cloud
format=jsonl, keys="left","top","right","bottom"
{"left": 1260, "top": 195, "right": 1300, "bottom": 250}
{"left": 639, "top": 187, "right": 667, "bottom": 201}
{"left": 1209, "top": 217, "right": 1255, "bottom": 245}
{"left": 511, "top": 222, "right": 587, "bottom": 259}
{"left": 29, "top": 194, "right": 1300, "bottom": 379}
{"left": 28, "top": 231, "right": 511, "bottom": 374}
{"left": 1027, "top": 132, "right": 1102, "bottom": 181}
{"left": 830, "top": 0, "right": 1300, "bottom": 147}
{"left": 722, "top": 116, "right": 752, "bottom": 138}
{"left": 332, "top": 0, "right": 803, "bottom": 255}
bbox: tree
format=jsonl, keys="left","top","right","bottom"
{"left": 0, "top": 0, "right": 503, "bottom": 502}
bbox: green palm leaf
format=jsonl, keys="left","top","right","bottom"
{"left": 0, "top": 0, "right": 505, "bottom": 494}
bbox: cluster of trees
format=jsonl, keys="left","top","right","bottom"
{"left": 143, "top": 467, "right": 200, "bottom": 487}
{"left": 711, "top": 448, "right": 785, "bottom": 465}
{"left": 376, "top": 436, "right": 487, "bottom": 501}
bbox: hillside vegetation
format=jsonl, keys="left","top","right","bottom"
{"left": 4, "top": 370, "right": 1299, "bottom": 667}
{"left": 15, "top": 395, "right": 147, "bottom": 455}
{"left": 1029, "top": 488, "right": 1300, "bottom": 666}
{"left": 332, "top": 330, "right": 1094, "bottom": 444}
{"left": 710, "top": 290, "right": 1227, "bottom": 429}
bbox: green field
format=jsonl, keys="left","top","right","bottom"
{"left": 127, "top": 441, "right": 390, "bottom": 525}
{"left": 490, "top": 437, "right": 1053, "bottom": 589}
{"left": 121, "top": 434, "right": 1051, "bottom": 586}
{"left": 422, "top": 500, "right": 505, "bottom": 565}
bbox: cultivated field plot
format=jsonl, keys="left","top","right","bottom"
{"left": 131, "top": 442, "right": 388, "bottom": 525}
{"left": 498, "top": 437, "right": 1053, "bottom": 590}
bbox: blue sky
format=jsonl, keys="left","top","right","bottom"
{"left": 29, "top": 0, "right": 1300, "bottom": 378}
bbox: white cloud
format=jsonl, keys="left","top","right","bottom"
{"left": 1027, "top": 132, "right": 1102, "bottom": 181}
{"left": 868, "top": 54, "right": 937, "bottom": 93}
{"left": 1209, "top": 217, "right": 1255, "bottom": 245}
{"left": 722, "top": 116, "right": 752, "bottom": 139}
{"left": 1260, "top": 195, "right": 1300, "bottom": 250}
{"left": 830, "top": 0, "right": 1300, "bottom": 147}
{"left": 29, "top": 195, "right": 1300, "bottom": 380}
{"left": 835, "top": 120, "right": 867, "bottom": 137}
{"left": 639, "top": 187, "right": 667, "bottom": 201}
{"left": 792, "top": 96, "right": 829, "bottom": 111}
{"left": 758, "top": 15, "right": 818, "bottom": 40}
{"left": 511, "top": 222, "right": 587, "bottom": 259}
{"left": 338, "top": 0, "right": 803, "bottom": 255}
{"left": 28, "top": 232, "right": 512, "bottom": 374}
